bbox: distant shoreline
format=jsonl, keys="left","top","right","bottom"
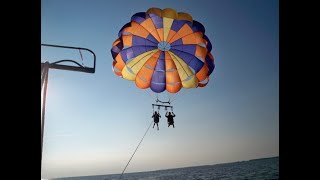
{"left": 117, "top": 156, "right": 279, "bottom": 175}
{"left": 51, "top": 156, "right": 279, "bottom": 180}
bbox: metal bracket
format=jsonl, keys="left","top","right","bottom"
{"left": 41, "top": 44, "right": 96, "bottom": 73}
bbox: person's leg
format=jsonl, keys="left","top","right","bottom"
{"left": 173, "top": 124, "right": 175, "bottom": 128}
{"left": 153, "top": 122, "right": 155, "bottom": 128}
{"left": 157, "top": 123, "right": 159, "bottom": 130}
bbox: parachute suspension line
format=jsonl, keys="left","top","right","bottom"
{"left": 155, "top": 93, "right": 171, "bottom": 104}
{"left": 171, "top": 88, "right": 190, "bottom": 104}
{"left": 169, "top": 93, "right": 178, "bottom": 104}
{"left": 168, "top": 93, "right": 178, "bottom": 104}
{"left": 119, "top": 120, "right": 153, "bottom": 179}
{"left": 145, "top": 90, "right": 157, "bottom": 102}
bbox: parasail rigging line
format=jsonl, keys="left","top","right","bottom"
{"left": 119, "top": 120, "right": 153, "bottom": 179}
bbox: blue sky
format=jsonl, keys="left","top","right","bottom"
{"left": 41, "top": 0, "right": 278, "bottom": 179}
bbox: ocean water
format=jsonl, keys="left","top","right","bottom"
{"left": 53, "top": 157, "right": 278, "bottom": 180}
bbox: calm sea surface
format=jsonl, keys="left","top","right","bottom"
{"left": 53, "top": 157, "right": 279, "bottom": 180}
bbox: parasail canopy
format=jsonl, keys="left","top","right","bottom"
{"left": 111, "top": 7, "right": 215, "bottom": 93}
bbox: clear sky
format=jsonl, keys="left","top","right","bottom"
{"left": 41, "top": 0, "right": 278, "bottom": 179}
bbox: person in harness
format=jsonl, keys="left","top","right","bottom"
{"left": 152, "top": 111, "right": 161, "bottom": 130}
{"left": 165, "top": 111, "right": 176, "bottom": 128}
